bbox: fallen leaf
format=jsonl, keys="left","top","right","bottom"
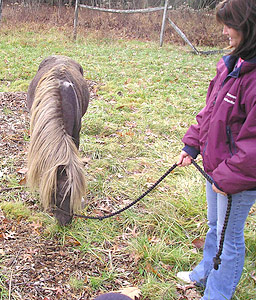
{"left": 192, "top": 238, "right": 204, "bottom": 249}
{"left": 18, "top": 176, "right": 27, "bottom": 185}
{"left": 124, "top": 78, "right": 132, "bottom": 84}
{"left": 116, "top": 105, "right": 125, "bottom": 110}
{"left": 29, "top": 221, "right": 43, "bottom": 232}
{"left": 250, "top": 271, "right": 256, "bottom": 283}
{"left": 55, "top": 287, "right": 63, "bottom": 296}
{"left": 17, "top": 167, "right": 28, "bottom": 174}
{"left": 185, "top": 289, "right": 201, "bottom": 299}
{"left": 64, "top": 236, "right": 81, "bottom": 246}
{"left": 145, "top": 263, "right": 162, "bottom": 278}
{"left": 118, "top": 287, "right": 141, "bottom": 299}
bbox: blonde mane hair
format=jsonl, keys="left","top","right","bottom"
{"left": 27, "top": 66, "right": 87, "bottom": 213}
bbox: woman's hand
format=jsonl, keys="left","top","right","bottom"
{"left": 212, "top": 183, "right": 227, "bottom": 196}
{"left": 177, "top": 150, "right": 192, "bottom": 167}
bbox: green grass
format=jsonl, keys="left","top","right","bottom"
{"left": 0, "top": 23, "right": 255, "bottom": 300}
{"left": 0, "top": 274, "right": 8, "bottom": 300}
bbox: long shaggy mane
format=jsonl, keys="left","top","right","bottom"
{"left": 27, "top": 66, "right": 87, "bottom": 213}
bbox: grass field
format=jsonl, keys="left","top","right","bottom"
{"left": 0, "top": 10, "right": 255, "bottom": 300}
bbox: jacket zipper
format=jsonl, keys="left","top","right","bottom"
{"left": 226, "top": 126, "right": 236, "bottom": 155}
{"left": 202, "top": 141, "right": 208, "bottom": 157}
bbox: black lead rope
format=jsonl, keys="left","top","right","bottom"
{"left": 212, "top": 194, "right": 232, "bottom": 270}
{"left": 73, "top": 162, "right": 178, "bottom": 220}
{"left": 191, "top": 159, "right": 232, "bottom": 270}
{"left": 59, "top": 159, "right": 232, "bottom": 270}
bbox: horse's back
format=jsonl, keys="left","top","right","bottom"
{"left": 27, "top": 55, "right": 89, "bottom": 116}
{"left": 27, "top": 55, "right": 89, "bottom": 145}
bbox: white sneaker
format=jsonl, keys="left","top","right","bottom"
{"left": 177, "top": 271, "right": 192, "bottom": 283}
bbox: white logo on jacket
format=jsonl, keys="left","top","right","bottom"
{"left": 224, "top": 93, "right": 236, "bottom": 105}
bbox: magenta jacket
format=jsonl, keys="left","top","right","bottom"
{"left": 182, "top": 55, "right": 256, "bottom": 194}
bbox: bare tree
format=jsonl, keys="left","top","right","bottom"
{"left": 0, "top": 0, "right": 3, "bottom": 23}
{"left": 6, "top": 0, "right": 218, "bottom": 9}
{"left": 188, "top": 0, "right": 219, "bottom": 9}
{"left": 140, "top": 0, "right": 148, "bottom": 8}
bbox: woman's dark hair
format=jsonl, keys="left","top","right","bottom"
{"left": 216, "top": 0, "right": 256, "bottom": 60}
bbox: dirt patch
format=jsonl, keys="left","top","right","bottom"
{"left": 0, "top": 210, "right": 140, "bottom": 300}
{"left": 0, "top": 92, "right": 29, "bottom": 182}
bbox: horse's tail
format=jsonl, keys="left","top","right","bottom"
{"left": 27, "top": 68, "right": 86, "bottom": 213}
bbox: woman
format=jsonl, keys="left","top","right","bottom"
{"left": 176, "top": 0, "right": 256, "bottom": 299}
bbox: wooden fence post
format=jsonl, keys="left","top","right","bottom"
{"left": 159, "top": 0, "right": 169, "bottom": 47}
{"left": 167, "top": 17, "right": 199, "bottom": 54}
{"left": 73, "top": 0, "right": 80, "bottom": 41}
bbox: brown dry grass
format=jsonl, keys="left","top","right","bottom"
{"left": 1, "top": 3, "right": 227, "bottom": 47}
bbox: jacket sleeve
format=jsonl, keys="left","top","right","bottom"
{"left": 181, "top": 107, "right": 204, "bottom": 153}
{"left": 182, "top": 76, "right": 217, "bottom": 157}
{"left": 181, "top": 102, "right": 209, "bottom": 159}
{"left": 213, "top": 93, "right": 256, "bottom": 194}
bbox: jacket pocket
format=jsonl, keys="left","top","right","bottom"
{"left": 226, "top": 125, "right": 237, "bottom": 155}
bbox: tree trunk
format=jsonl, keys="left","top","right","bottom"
{"left": 140, "top": 0, "right": 148, "bottom": 8}
{"left": 0, "top": 0, "right": 2, "bottom": 23}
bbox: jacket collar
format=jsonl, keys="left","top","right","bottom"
{"left": 223, "top": 55, "right": 256, "bottom": 78}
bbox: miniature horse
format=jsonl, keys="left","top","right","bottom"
{"left": 26, "top": 55, "right": 89, "bottom": 226}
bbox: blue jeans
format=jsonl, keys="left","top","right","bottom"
{"left": 189, "top": 181, "right": 256, "bottom": 300}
